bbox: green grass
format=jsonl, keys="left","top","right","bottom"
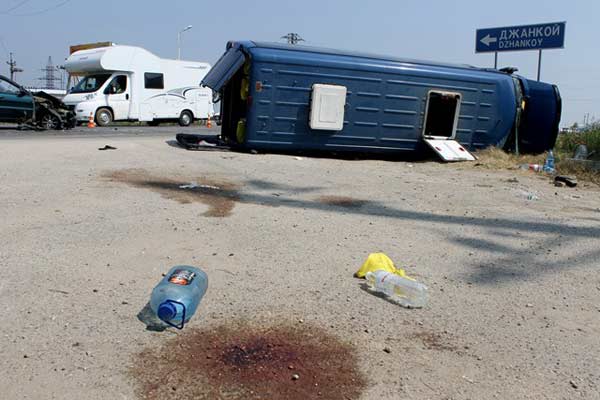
{"left": 553, "top": 125, "right": 600, "bottom": 185}
{"left": 461, "top": 127, "right": 600, "bottom": 186}
{"left": 555, "top": 125, "right": 600, "bottom": 161}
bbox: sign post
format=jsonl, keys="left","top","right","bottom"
{"left": 537, "top": 50, "right": 542, "bottom": 81}
{"left": 476, "top": 22, "right": 566, "bottom": 81}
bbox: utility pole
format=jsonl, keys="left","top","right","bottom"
{"left": 281, "top": 33, "right": 304, "bottom": 45}
{"left": 6, "top": 52, "right": 24, "bottom": 81}
{"left": 57, "top": 65, "right": 66, "bottom": 90}
{"left": 177, "top": 25, "right": 193, "bottom": 60}
{"left": 38, "top": 56, "right": 61, "bottom": 90}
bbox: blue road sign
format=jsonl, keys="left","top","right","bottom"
{"left": 476, "top": 22, "right": 566, "bottom": 53}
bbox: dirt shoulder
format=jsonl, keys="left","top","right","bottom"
{"left": 0, "top": 134, "right": 598, "bottom": 399}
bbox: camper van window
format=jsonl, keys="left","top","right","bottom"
{"left": 144, "top": 73, "right": 164, "bottom": 89}
{"left": 104, "top": 75, "right": 127, "bottom": 95}
{"left": 423, "top": 91, "right": 461, "bottom": 139}
{"left": 70, "top": 74, "right": 111, "bottom": 94}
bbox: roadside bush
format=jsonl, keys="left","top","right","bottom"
{"left": 469, "top": 131, "right": 600, "bottom": 185}
{"left": 555, "top": 124, "right": 600, "bottom": 160}
{"left": 554, "top": 124, "right": 600, "bottom": 184}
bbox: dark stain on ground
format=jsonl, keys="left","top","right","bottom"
{"left": 410, "top": 330, "right": 457, "bottom": 352}
{"left": 131, "top": 323, "right": 366, "bottom": 400}
{"left": 102, "top": 169, "right": 239, "bottom": 217}
{"left": 317, "top": 195, "right": 367, "bottom": 209}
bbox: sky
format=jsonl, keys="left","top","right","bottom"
{"left": 0, "top": 0, "right": 596, "bottom": 126}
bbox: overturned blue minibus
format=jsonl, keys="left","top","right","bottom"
{"left": 202, "top": 41, "right": 561, "bottom": 158}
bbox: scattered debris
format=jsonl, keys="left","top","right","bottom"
{"left": 519, "top": 163, "right": 543, "bottom": 172}
{"left": 506, "top": 177, "right": 519, "bottom": 183}
{"left": 383, "top": 347, "right": 391, "bottom": 354}
{"left": 98, "top": 145, "right": 117, "bottom": 151}
{"left": 355, "top": 253, "right": 406, "bottom": 279}
{"left": 365, "top": 269, "right": 429, "bottom": 308}
{"left": 554, "top": 175, "right": 578, "bottom": 188}
{"left": 357, "top": 253, "right": 428, "bottom": 308}
{"left": 516, "top": 190, "right": 540, "bottom": 201}
{"left": 570, "top": 380, "right": 579, "bottom": 389}
{"left": 573, "top": 145, "right": 589, "bottom": 160}
{"left": 149, "top": 266, "right": 208, "bottom": 330}
{"left": 175, "top": 133, "right": 230, "bottom": 151}
{"left": 291, "top": 373, "right": 300, "bottom": 380}
{"left": 294, "top": 156, "right": 303, "bottom": 161}
{"left": 179, "top": 182, "right": 221, "bottom": 190}
{"left": 542, "top": 150, "right": 556, "bottom": 173}
{"left": 48, "top": 289, "right": 70, "bottom": 295}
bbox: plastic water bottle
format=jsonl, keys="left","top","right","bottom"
{"left": 574, "top": 144, "right": 588, "bottom": 160}
{"left": 365, "top": 270, "right": 428, "bottom": 308}
{"left": 150, "top": 266, "right": 208, "bottom": 329}
{"left": 519, "top": 163, "right": 543, "bottom": 172}
{"left": 543, "top": 150, "right": 555, "bottom": 173}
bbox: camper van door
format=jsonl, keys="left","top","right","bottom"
{"left": 104, "top": 74, "right": 130, "bottom": 120}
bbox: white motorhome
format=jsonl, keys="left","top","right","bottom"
{"left": 63, "top": 45, "right": 212, "bottom": 126}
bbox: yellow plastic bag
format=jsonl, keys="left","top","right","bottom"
{"left": 354, "top": 253, "right": 412, "bottom": 279}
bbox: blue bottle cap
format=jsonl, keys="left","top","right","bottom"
{"left": 157, "top": 301, "right": 177, "bottom": 322}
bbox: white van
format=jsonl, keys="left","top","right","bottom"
{"left": 63, "top": 45, "right": 213, "bottom": 126}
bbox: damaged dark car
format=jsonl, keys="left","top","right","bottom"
{"left": 0, "top": 74, "right": 75, "bottom": 130}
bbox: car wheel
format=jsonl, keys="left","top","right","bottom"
{"left": 40, "top": 113, "right": 60, "bottom": 130}
{"left": 178, "top": 110, "right": 193, "bottom": 127}
{"left": 96, "top": 108, "right": 113, "bottom": 127}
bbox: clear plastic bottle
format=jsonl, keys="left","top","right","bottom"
{"left": 519, "top": 163, "right": 543, "bottom": 172}
{"left": 150, "top": 266, "right": 208, "bottom": 329}
{"left": 543, "top": 150, "right": 555, "bottom": 173}
{"left": 365, "top": 270, "right": 428, "bottom": 308}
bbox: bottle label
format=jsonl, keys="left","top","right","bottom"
{"left": 168, "top": 269, "right": 196, "bottom": 285}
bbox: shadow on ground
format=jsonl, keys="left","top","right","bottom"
{"left": 103, "top": 168, "right": 600, "bottom": 286}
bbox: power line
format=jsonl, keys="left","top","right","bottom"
{"left": 9, "top": 0, "right": 72, "bottom": 16}
{"left": 0, "top": 0, "right": 32, "bottom": 14}
{"left": 0, "top": 37, "right": 9, "bottom": 58}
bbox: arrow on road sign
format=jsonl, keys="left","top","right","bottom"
{"left": 480, "top": 34, "right": 497, "bottom": 47}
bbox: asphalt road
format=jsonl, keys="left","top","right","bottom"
{"left": 0, "top": 124, "right": 220, "bottom": 139}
